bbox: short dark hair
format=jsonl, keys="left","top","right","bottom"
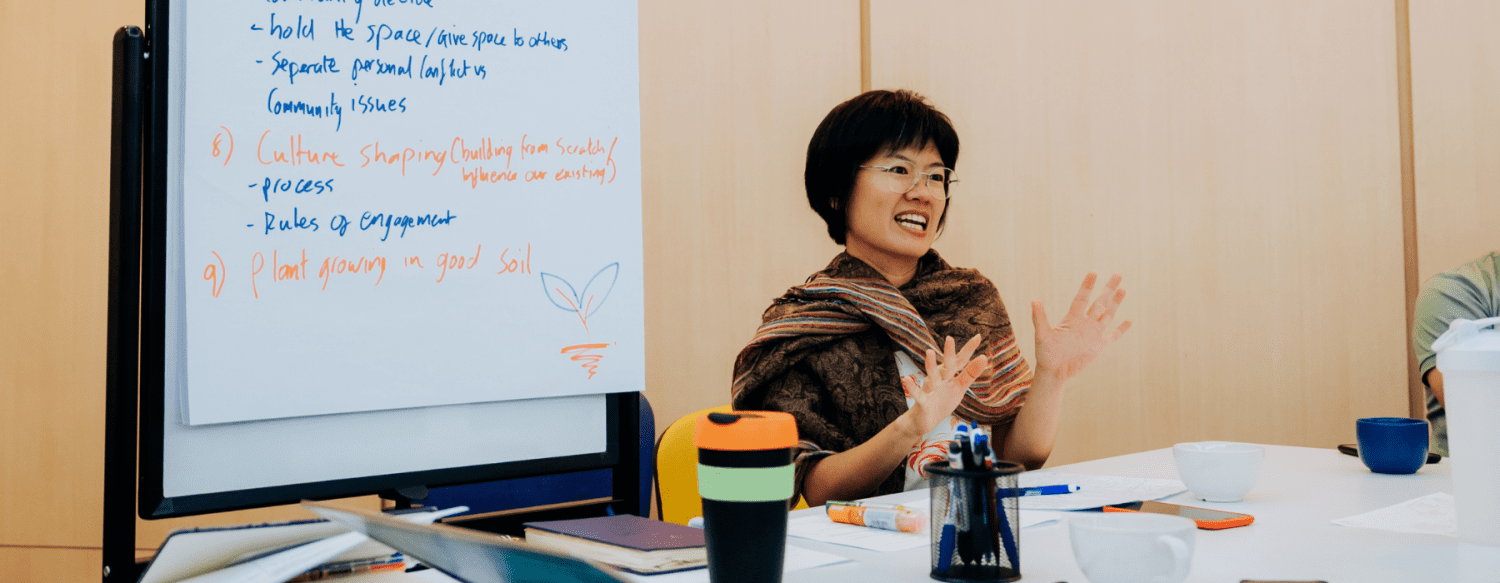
{"left": 804, "top": 90, "right": 960, "bottom": 245}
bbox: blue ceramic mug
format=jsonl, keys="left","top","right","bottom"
{"left": 1356, "top": 417, "right": 1430, "bottom": 474}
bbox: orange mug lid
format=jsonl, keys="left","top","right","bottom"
{"left": 693, "top": 410, "right": 798, "bottom": 451}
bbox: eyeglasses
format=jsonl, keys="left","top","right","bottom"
{"left": 859, "top": 163, "right": 958, "bottom": 199}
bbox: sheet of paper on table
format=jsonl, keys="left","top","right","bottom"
{"left": 786, "top": 505, "right": 1062, "bottom": 553}
{"left": 1013, "top": 471, "right": 1187, "bottom": 511}
{"left": 1331, "top": 492, "right": 1457, "bottom": 537}
{"left": 898, "top": 498, "right": 1066, "bottom": 530}
{"left": 785, "top": 514, "right": 931, "bottom": 552}
{"left": 619, "top": 544, "right": 849, "bottom": 582}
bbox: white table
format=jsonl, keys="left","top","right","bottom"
{"left": 351, "top": 444, "right": 1499, "bottom": 582}
{"left": 779, "top": 444, "right": 1500, "bottom": 583}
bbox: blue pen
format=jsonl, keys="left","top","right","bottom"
{"left": 998, "top": 484, "right": 1081, "bottom": 497}
{"left": 976, "top": 438, "right": 1019, "bottom": 568}
{"left": 935, "top": 441, "right": 963, "bottom": 573}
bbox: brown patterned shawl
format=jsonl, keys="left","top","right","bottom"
{"left": 731, "top": 251, "right": 1032, "bottom": 498}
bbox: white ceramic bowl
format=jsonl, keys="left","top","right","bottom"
{"left": 1172, "top": 442, "right": 1264, "bottom": 503}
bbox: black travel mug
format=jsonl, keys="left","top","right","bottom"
{"left": 695, "top": 411, "right": 798, "bottom": 583}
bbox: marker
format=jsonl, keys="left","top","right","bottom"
{"left": 976, "top": 425, "right": 997, "bottom": 467}
{"left": 973, "top": 435, "right": 992, "bottom": 470}
{"left": 826, "top": 500, "right": 911, "bottom": 511}
{"left": 957, "top": 433, "right": 975, "bottom": 474}
{"left": 826, "top": 504, "right": 927, "bottom": 533}
{"left": 998, "top": 485, "right": 1080, "bottom": 496}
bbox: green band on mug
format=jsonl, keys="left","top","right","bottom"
{"left": 697, "top": 464, "right": 794, "bottom": 502}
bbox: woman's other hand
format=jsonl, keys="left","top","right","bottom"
{"left": 1031, "top": 272, "right": 1132, "bottom": 382}
{"left": 900, "top": 335, "right": 990, "bottom": 437}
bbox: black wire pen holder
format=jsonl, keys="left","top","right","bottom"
{"left": 926, "top": 460, "right": 1023, "bottom": 582}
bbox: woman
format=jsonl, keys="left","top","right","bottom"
{"left": 731, "top": 90, "right": 1131, "bottom": 507}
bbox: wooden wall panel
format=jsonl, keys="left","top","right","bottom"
{"left": 869, "top": 0, "right": 1409, "bottom": 465}
{"left": 0, "top": 0, "right": 139, "bottom": 549}
{"left": 0, "top": 0, "right": 381, "bottom": 555}
{"left": 1409, "top": 1, "right": 1500, "bottom": 280}
{"left": 638, "top": 1, "right": 858, "bottom": 431}
{"left": 0, "top": 547, "right": 102, "bottom": 582}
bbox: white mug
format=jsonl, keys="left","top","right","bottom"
{"left": 1069, "top": 513, "right": 1195, "bottom": 583}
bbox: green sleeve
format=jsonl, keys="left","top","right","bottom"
{"left": 1412, "top": 252, "right": 1500, "bottom": 379}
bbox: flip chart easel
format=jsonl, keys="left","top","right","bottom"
{"left": 102, "top": 1, "right": 648, "bottom": 580}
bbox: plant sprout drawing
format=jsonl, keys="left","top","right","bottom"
{"left": 540, "top": 263, "right": 619, "bottom": 337}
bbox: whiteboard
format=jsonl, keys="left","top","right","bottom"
{"left": 174, "top": 0, "right": 643, "bottom": 425}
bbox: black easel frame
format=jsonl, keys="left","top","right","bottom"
{"left": 102, "top": 25, "right": 144, "bottom": 583}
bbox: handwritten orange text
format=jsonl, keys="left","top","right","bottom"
{"left": 318, "top": 254, "right": 388, "bottom": 290}
{"left": 203, "top": 251, "right": 226, "bottom": 298}
{"left": 460, "top": 165, "right": 517, "bottom": 188}
{"left": 451, "top": 137, "right": 513, "bottom": 169}
{"left": 249, "top": 249, "right": 310, "bottom": 298}
{"left": 220, "top": 131, "right": 619, "bottom": 183}
{"left": 435, "top": 244, "right": 481, "bottom": 283}
{"left": 496, "top": 245, "right": 531, "bottom": 275}
{"left": 520, "top": 134, "right": 548, "bottom": 159}
{"left": 553, "top": 163, "right": 607, "bottom": 184}
{"left": 212, "top": 126, "right": 235, "bottom": 166}
{"left": 358, "top": 141, "right": 450, "bottom": 177}
{"left": 256, "top": 132, "right": 345, "bottom": 167}
{"left": 553, "top": 137, "right": 617, "bottom": 185}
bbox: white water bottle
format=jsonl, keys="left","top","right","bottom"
{"left": 1432, "top": 317, "right": 1500, "bottom": 546}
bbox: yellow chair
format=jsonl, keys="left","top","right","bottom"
{"left": 654, "top": 405, "right": 808, "bottom": 525}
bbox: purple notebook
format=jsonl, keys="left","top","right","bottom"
{"left": 523, "top": 515, "right": 706, "bottom": 574}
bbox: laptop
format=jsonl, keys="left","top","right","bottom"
{"left": 303, "top": 501, "right": 628, "bottom": 583}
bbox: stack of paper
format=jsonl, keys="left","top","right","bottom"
{"left": 1331, "top": 492, "right": 1456, "bottom": 536}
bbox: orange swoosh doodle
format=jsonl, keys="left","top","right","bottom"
{"left": 561, "top": 343, "right": 609, "bottom": 380}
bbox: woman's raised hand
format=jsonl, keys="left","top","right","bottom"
{"left": 901, "top": 335, "right": 990, "bottom": 436}
{"left": 1031, "top": 272, "right": 1132, "bottom": 382}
